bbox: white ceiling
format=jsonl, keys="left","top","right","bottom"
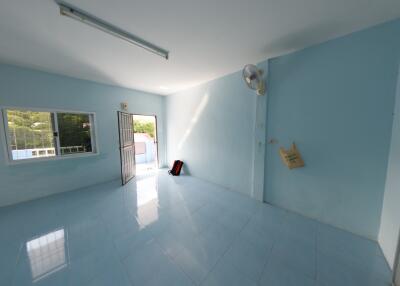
{"left": 0, "top": 0, "right": 400, "bottom": 95}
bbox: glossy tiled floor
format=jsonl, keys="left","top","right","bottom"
{"left": 0, "top": 171, "right": 392, "bottom": 286}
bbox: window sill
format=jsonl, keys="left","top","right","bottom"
{"left": 5, "top": 152, "right": 100, "bottom": 166}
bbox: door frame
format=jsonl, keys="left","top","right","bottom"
{"left": 132, "top": 113, "right": 159, "bottom": 170}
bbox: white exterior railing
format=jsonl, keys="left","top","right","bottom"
{"left": 12, "top": 148, "right": 56, "bottom": 160}
{"left": 11, "top": 146, "right": 87, "bottom": 160}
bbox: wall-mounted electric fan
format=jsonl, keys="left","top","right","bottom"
{"left": 242, "top": 64, "right": 265, "bottom": 96}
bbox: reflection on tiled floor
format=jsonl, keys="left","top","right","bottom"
{"left": 0, "top": 171, "right": 392, "bottom": 286}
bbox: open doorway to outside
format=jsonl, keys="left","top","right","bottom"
{"left": 133, "top": 114, "right": 158, "bottom": 174}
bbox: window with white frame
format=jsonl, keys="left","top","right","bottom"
{"left": 2, "top": 108, "right": 97, "bottom": 162}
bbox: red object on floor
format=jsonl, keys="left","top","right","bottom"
{"left": 168, "top": 160, "right": 184, "bottom": 176}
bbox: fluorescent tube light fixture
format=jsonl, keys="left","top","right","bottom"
{"left": 57, "top": 1, "right": 169, "bottom": 60}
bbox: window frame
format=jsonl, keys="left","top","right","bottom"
{"left": 1, "top": 106, "right": 99, "bottom": 165}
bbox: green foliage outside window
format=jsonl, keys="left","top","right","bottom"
{"left": 7, "top": 110, "right": 54, "bottom": 150}
{"left": 7, "top": 110, "right": 92, "bottom": 152}
{"left": 133, "top": 121, "right": 155, "bottom": 138}
{"left": 57, "top": 113, "right": 92, "bottom": 152}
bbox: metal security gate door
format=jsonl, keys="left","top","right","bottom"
{"left": 118, "top": 111, "right": 136, "bottom": 185}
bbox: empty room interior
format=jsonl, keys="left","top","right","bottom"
{"left": 2, "top": 1, "right": 400, "bottom": 285}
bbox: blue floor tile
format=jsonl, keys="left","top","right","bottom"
{"left": 219, "top": 235, "right": 271, "bottom": 281}
{"left": 317, "top": 251, "right": 391, "bottom": 286}
{"left": 201, "top": 258, "right": 258, "bottom": 286}
{"left": 269, "top": 234, "right": 317, "bottom": 279}
{"left": 122, "top": 240, "right": 193, "bottom": 286}
{"left": 260, "top": 259, "right": 316, "bottom": 286}
{"left": 0, "top": 170, "right": 392, "bottom": 286}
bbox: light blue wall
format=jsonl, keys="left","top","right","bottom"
{"left": 166, "top": 64, "right": 267, "bottom": 197}
{"left": 379, "top": 66, "right": 400, "bottom": 269}
{"left": 264, "top": 19, "right": 400, "bottom": 239}
{"left": 0, "top": 64, "right": 166, "bottom": 207}
{"left": 166, "top": 19, "right": 400, "bottom": 241}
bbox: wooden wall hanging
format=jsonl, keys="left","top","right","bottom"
{"left": 279, "top": 143, "right": 304, "bottom": 169}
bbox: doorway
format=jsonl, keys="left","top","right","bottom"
{"left": 133, "top": 114, "right": 158, "bottom": 174}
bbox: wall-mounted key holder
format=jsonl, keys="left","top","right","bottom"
{"left": 279, "top": 142, "right": 304, "bottom": 169}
